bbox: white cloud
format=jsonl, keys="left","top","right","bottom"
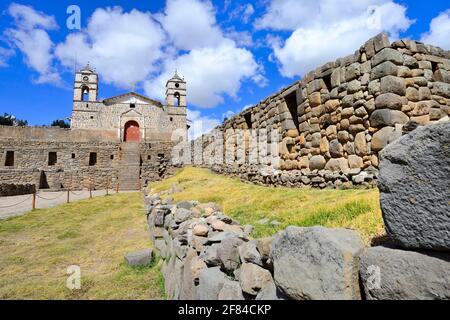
{"left": 421, "top": 10, "right": 450, "bottom": 50}
{"left": 187, "top": 109, "right": 221, "bottom": 139}
{"left": 222, "top": 110, "right": 236, "bottom": 120}
{"left": 0, "top": 47, "right": 14, "bottom": 68}
{"left": 55, "top": 7, "right": 166, "bottom": 89}
{"left": 242, "top": 4, "right": 255, "bottom": 23}
{"left": 156, "top": 0, "right": 223, "bottom": 50}
{"left": 257, "top": 0, "right": 413, "bottom": 77}
{"left": 144, "top": 40, "right": 259, "bottom": 107}
{"left": 8, "top": 2, "right": 58, "bottom": 30}
{"left": 228, "top": 3, "right": 255, "bottom": 24}
{"left": 225, "top": 29, "right": 253, "bottom": 47}
{"left": 144, "top": 0, "right": 262, "bottom": 108}
{"left": 5, "top": 3, "right": 61, "bottom": 85}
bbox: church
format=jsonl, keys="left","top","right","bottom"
{"left": 0, "top": 65, "right": 189, "bottom": 191}
{"left": 71, "top": 63, "right": 188, "bottom": 142}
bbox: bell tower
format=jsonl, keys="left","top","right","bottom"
{"left": 166, "top": 70, "right": 186, "bottom": 107}
{"left": 74, "top": 63, "right": 98, "bottom": 102}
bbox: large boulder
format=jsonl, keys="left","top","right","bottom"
{"left": 124, "top": 249, "right": 153, "bottom": 267}
{"left": 239, "top": 263, "right": 274, "bottom": 296}
{"left": 379, "top": 122, "right": 450, "bottom": 251}
{"left": 272, "top": 226, "right": 364, "bottom": 300}
{"left": 238, "top": 241, "right": 263, "bottom": 266}
{"left": 369, "top": 109, "right": 409, "bottom": 127}
{"left": 255, "top": 282, "right": 286, "bottom": 300}
{"left": 197, "top": 267, "right": 229, "bottom": 300}
{"left": 218, "top": 280, "right": 245, "bottom": 300}
{"left": 360, "top": 246, "right": 450, "bottom": 300}
{"left": 216, "top": 237, "right": 245, "bottom": 272}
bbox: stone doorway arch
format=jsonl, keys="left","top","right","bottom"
{"left": 124, "top": 120, "right": 141, "bottom": 142}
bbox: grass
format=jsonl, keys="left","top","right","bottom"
{"left": 0, "top": 193, "right": 165, "bottom": 300}
{"left": 150, "top": 167, "right": 384, "bottom": 243}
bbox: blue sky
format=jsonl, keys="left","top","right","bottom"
{"left": 0, "top": 0, "right": 449, "bottom": 135}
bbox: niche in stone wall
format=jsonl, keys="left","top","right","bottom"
{"left": 431, "top": 61, "right": 439, "bottom": 80}
{"left": 39, "top": 171, "right": 49, "bottom": 189}
{"left": 244, "top": 112, "right": 252, "bottom": 129}
{"left": 4, "top": 151, "right": 14, "bottom": 167}
{"left": 323, "top": 73, "right": 332, "bottom": 92}
{"left": 285, "top": 92, "right": 299, "bottom": 131}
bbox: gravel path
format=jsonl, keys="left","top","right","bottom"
{"left": 0, "top": 190, "right": 121, "bottom": 220}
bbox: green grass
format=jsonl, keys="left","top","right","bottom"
{"left": 150, "top": 167, "right": 384, "bottom": 243}
{"left": 0, "top": 193, "right": 165, "bottom": 300}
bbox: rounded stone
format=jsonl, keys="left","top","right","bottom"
{"left": 193, "top": 224, "right": 209, "bottom": 237}
{"left": 369, "top": 109, "right": 409, "bottom": 128}
{"left": 309, "top": 155, "right": 326, "bottom": 170}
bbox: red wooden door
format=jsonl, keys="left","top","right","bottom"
{"left": 124, "top": 121, "right": 140, "bottom": 142}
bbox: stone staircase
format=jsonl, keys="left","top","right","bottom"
{"left": 118, "top": 142, "right": 141, "bottom": 191}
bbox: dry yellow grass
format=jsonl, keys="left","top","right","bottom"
{"left": 0, "top": 193, "right": 164, "bottom": 300}
{"left": 150, "top": 167, "right": 385, "bottom": 243}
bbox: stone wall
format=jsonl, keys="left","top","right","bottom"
{"left": 193, "top": 33, "right": 450, "bottom": 188}
{"left": 145, "top": 122, "right": 450, "bottom": 300}
{"left": 0, "top": 184, "right": 36, "bottom": 197}
{"left": 0, "top": 126, "right": 178, "bottom": 190}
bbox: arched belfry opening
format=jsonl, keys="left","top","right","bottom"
{"left": 174, "top": 92, "right": 181, "bottom": 106}
{"left": 81, "top": 86, "right": 89, "bottom": 102}
{"left": 124, "top": 120, "right": 140, "bottom": 142}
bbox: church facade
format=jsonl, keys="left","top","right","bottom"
{"left": 71, "top": 64, "right": 187, "bottom": 142}
{"left": 0, "top": 65, "right": 188, "bottom": 191}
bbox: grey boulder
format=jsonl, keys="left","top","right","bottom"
{"left": 360, "top": 246, "right": 450, "bottom": 300}
{"left": 239, "top": 262, "right": 274, "bottom": 296}
{"left": 217, "top": 237, "right": 245, "bottom": 272}
{"left": 255, "top": 281, "right": 286, "bottom": 300}
{"left": 124, "top": 249, "right": 153, "bottom": 267}
{"left": 218, "top": 280, "right": 245, "bottom": 300}
{"left": 197, "top": 267, "right": 229, "bottom": 300}
{"left": 272, "top": 226, "right": 364, "bottom": 300}
{"left": 379, "top": 122, "right": 450, "bottom": 251}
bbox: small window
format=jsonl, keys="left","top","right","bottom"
{"left": 110, "top": 155, "right": 114, "bottom": 160}
{"left": 130, "top": 104, "right": 135, "bottom": 109}
{"left": 86, "top": 104, "right": 89, "bottom": 108}
{"left": 71, "top": 153, "right": 76, "bottom": 159}
{"left": 48, "top": 152, "right": 57, "bottom": 166}
{"left": 90, "top": 116, "right": 94, "bottom": 119}
{"left": 158, "top": 153, "right": 164, "bottom": 158}
{"left": 147, "top": 155, "right": 151, "bottom": 160}
{"left": 170, "top": 117, "right": 173, "bottom": 122}
{"left": 4, "top": 151, "right": 14, "bottom": 167}
{"left": 89, "top": 152, "right": 97, "bottom": 166}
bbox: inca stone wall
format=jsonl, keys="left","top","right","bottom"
{"left": 0, "top": 126, "right": 177, "bottom": 190}
{"left": 146, "top": 122, "right": 450, "bottom": 300}
{"left": 194, "top": 33, "right": 450, "bottom": 188}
